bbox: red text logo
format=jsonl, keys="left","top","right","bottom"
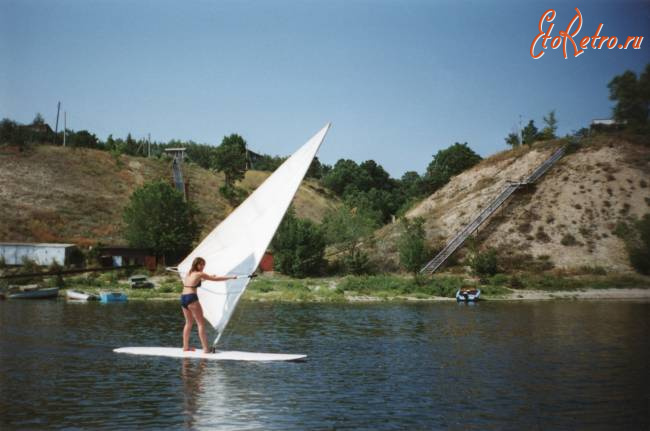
{"left": 530, "top": 8, "right": 643, "bottom": 59}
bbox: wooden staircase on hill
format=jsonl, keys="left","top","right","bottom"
{"left": 420, "top": 145, "right": 567, "bottom": 274}
{"left": 171, "top": 157, "right": 185, "bottom": 197}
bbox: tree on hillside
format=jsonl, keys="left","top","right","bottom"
{"left": 321, "top": 158, "right": 406, "bottom": 222}
{"left": 125, "top": 133, "right": 138, "bottom": 155}
{"left": 344, "top": 189, "right": 383, "bottom": 224}
{"left": 322, "top": 158, "right": 395, "bottom": 197}
{"left": 32, "top": 113, "right": 45, "bottom": 125}
{"left": 322, "top": 203, "right": 379, "bottom": 274}
{"left": 271, "top": 208, "right": 326, "bottom": 277}
{"left": 521, "top": 120, "right": 539, "bottom": 146}
{"left": 640, "top": 64, "right": 650, "bottom": 107}
{"left": 213, "top": 134, "right": 247, "bottom": 190}
{"left": 123, "top": 181, "right": 199, "bottom": 259}
{"left": 540, "top": 110, "right": 558, "bottom": 140}
{"left": 424, "top": 142, "right": 482, "bottom": 193}
{"left": 306, "top": 157, "right": 330, "bottom": 179}
{"left": 400, "top": 171, "right": 426, "bottom": 199}
{"left": 608, "top": 65, "right": 649, "bottom": 125}
{"left": 359, "top": 160, "right": 393, "bottom": 191}
{"left": 322, "top": 159, "right": 366, "bottom": 196}
{"left": 0, "top": 119, "right": 19, "bottom": 146}
{"left": 0, "top": 117, "right": 50, "bottom": 148}
{"left": 252, "top": 154, "right": 286, "bottom": 172}
{"left": 68, "top": 130, "right": 101, "bottom": 149}
{"left": 398, "top": 217, "right": 430, "bottom": 280}
{"left": 505, "top": 132, "right": 521, "bottom": 148}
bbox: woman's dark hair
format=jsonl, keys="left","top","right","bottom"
{"left": 190, "top": 257, "right": 205, "bottom": 273}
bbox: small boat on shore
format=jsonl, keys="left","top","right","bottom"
{"left": 100, "top": 292, "right": 128, "bottom": 303}
{"left": 456, "top": 288, "right": 481, "bottom": 302}
{"left": 66, "top": 289, "right": 99, "bottom": 301}
{"left": 8, "top": 285, "right": 60, "bottom": 299}
{"left": 129, "top": 275, "right": 154, "bottom": 289}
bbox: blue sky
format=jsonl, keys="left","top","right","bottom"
{"left": 1, "top": 0, "right": 648, "bottom": 177}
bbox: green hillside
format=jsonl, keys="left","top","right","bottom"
{"left": 0, "top": 144, "right": 339, "bottom": 246}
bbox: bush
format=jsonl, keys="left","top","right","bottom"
{"left": 272, "top": 209, "right": 326, "bottom": 278}
{"left": 420, "top": 277, "right": 464, "bottom": 297}
{"left": 579, "top": 265, "right": 608, "bottom": 275}
{"left": 629, "top": 215, "right": 650, "bottom": 274}
{"left": 561, "top": 234, "right": 578, "bottom": 246}
{"left": 398, "top": 217, "right": 430, "bottom": 276}
{"left": 468, "top": 249, "right": 498, "bottom": 277}
{"left": 219, "top": 185, "right": 248, "bottom": 206}
{"left": 423, "top": 142, "right": 482, "bottom": 194}
{"left": 509, "top": 275, "right": 524, "bottom": 289}
{"left": 48, "top": 260, "right": 64, "bottom": 287}
{"left": 20, "top": 257, "right": 41, "bottom": 274}
{"left": 613, "top": 215, "right": 650, "bottom": 275}
{"left": 338, "top": 275, "right": 411, "bottom": 294}
{"left": 123, "top": 181, "right": 199, "bottom": 258}
{"left": 322, "top": 203, "right": 379, "bottom": 275}
{"left": 342, "top": 249, "right": 373, "bottom": 275}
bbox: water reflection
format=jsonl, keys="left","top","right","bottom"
{"left": 181, "top": 359, "right": 206, "bottom": 428}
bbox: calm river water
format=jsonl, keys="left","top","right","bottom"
{"left": 1, "top": 299, "right": 648, "bottom": 430}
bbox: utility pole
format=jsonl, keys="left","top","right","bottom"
{"left": 63, "top": 111, "right": 67, "bottom": 147}
{"left": 147, "top": 133, "right": 151, "bottom": 157}
{"left": 54, "top": 102, "right": 61, "bottom": 144}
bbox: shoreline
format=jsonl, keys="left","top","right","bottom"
{"left": 51, "top": 286, "right": 650, "bottom": 303}
{"left": 5, "top": 272, "right": 649, "bottom": 303}
{"left": 307, "top": 288, "right": 650, "bottom": 303}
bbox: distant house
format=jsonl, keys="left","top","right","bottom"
{"left": 97, "top": 246, "right": 159, "bottom": 271}
{"left": 0, "top": 242, "right": 80, "bottom": 266}
{"left": 591, "top": 118, "right": 616, "bottom": 126}
{"left": 591, "top": 118, "right": 625, "bottom": 131}
{"left": 246, "top": 148, "right": 264, "bottom": 170}
{"left": 27, "top": 122, "right": 54, "bottom": 135}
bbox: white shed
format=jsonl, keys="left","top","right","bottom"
{"left": 0, "top": 242, "right": 78, "bottom": 266}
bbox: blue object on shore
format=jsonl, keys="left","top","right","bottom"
{"left": 456, "top": 288, "right": 481, "bottom": 302}
{"left": 100, "top": 292, "right": 128, "bottom": 303}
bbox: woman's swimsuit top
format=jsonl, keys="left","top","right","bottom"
{"left": 183, "top": 279, "right": 201, "bottom": 289}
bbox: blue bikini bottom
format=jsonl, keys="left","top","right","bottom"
{"left": 180, "top": 293, "right": 199, "bottom": 309}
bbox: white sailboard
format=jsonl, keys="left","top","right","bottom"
{"left": 115, "top": 123, "right": 330, "bottom": 361}
{"left": 114, "top": 347, "right": 306, "bottom": 362}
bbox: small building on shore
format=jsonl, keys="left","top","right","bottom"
{"left": 259, "top": 251, "right": 274, "bottom": 272}
{"left": 0, "top": 242, "right": 80, "bottom": 266}
{"left": 96, "top": 246, "right": 159, "bottom": 271}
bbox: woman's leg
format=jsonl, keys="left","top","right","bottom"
{"left": 188, "top": 301, "right": 210, "bottom": 353}
{"left": 181, "top": 306, "right": 194, "bottom": 351}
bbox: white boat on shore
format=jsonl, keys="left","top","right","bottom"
{"left": 66, "top": 289, "right": 99, "bottom": 301}
{"left": 456, "top": 288, "right": 481, "bottom": 302}
{"left": 8, "top": 285, "right": 60, "bottom": 299}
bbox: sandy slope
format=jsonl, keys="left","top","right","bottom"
{"left": 374, "top": 136, "right": 650, "bottom": 273}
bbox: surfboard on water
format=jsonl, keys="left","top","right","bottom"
{"left": 115, "top": 124, "right": 330, "bottom": 360}
{"left": 114, "top": 347, "right": 306, "bottom": 362}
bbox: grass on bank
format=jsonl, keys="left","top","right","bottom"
{"left": 4, "top": 268, "right": 648, "bottom": 302}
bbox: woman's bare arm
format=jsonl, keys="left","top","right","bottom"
{"left": 200, "top": 272, "right": 237, "bottom": 282}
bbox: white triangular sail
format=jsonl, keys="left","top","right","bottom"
{"left": 177, "top": 123, "right": 330, "bottom": 345}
